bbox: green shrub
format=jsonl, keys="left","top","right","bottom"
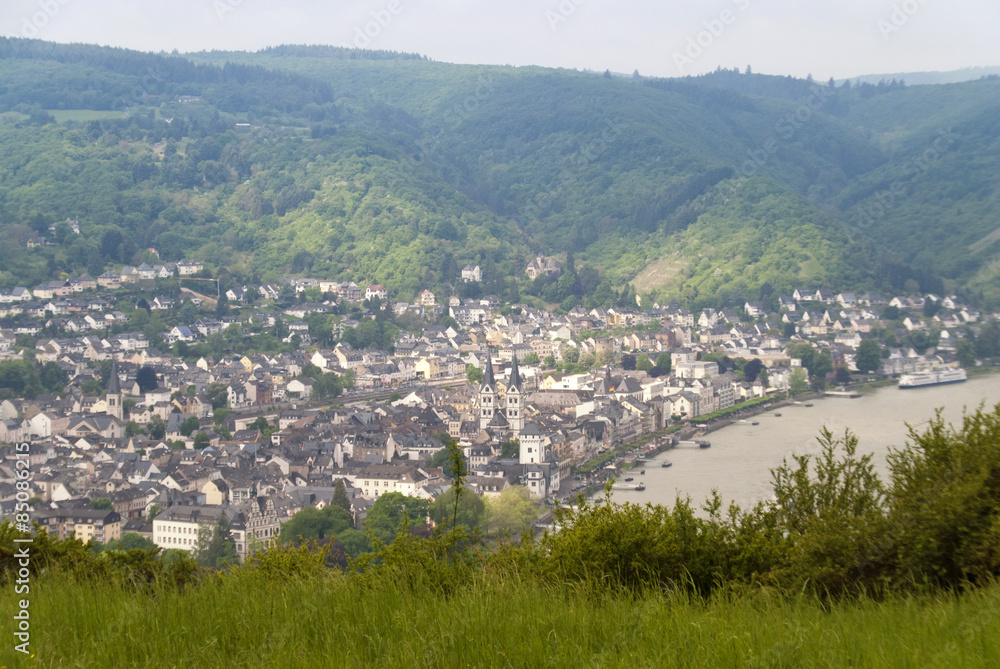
{"left": 886, "top": 406, "right": 1000, "bottom": 589}
{"left": 0, "top": 522, "right": 198, "bottom": 592}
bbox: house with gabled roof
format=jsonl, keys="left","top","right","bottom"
{"left": 525, "top": 256, "right": 561, "bottom": 280}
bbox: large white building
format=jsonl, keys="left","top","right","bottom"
{"left": 152, "top": 506, "right": 230, "bottom": 554}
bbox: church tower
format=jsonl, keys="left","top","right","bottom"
{"left": 506, "top": 354, "right": 524, "bottom": 436}
{"left": 478, "top": 354, "right": 496, "bottom": 430}
{"left": 106, "top": 359, "right": 123, "bottom": 421}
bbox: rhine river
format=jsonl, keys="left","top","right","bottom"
{"left": 607, "top": 375, "right": 1000, "bottom": 511}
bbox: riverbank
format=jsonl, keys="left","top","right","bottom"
{"left": 615, "top": 373, "right": 1000, "bottom": 512}
{"left": 567, "top": 366, "right": 1000, "bottom": 502}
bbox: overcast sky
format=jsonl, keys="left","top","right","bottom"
{"left": 2, "top": 0, "right": 997, "bottom": 80}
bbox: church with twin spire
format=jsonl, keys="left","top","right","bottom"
{"left": 474, "top": 352, "right": 559, "bottom": 497}
{"left": 477, "top": 353, "right": 524, "bottom": 438}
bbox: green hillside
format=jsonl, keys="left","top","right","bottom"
{"left": 2, "top": 39, "right": 999, "bottom": 306}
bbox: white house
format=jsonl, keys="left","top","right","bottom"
{"left": 365, "top": 284, "right": 388, "bottom": 301}
{"left": 287, "top": 378, "right": 314, "bottom": 399}
{"left": 461, "top": 265, "right": 482, "bottom": 283}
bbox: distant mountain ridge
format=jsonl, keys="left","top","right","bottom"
{"left": 839, "top": 66, "right": 1000, "bottom": 86}
{"left": 0, "top": 39, "right": 998, "bottom": 308}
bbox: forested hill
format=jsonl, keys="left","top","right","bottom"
{"left": 1, "top": 38, "right": 998, "bottom": 308}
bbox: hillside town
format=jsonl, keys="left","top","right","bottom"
{"left": 1, "top": 258, "right": 996, "bottom": 562}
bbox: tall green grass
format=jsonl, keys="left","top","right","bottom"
{"left": 3, "top": 569, "right": 998, "bottom": 668}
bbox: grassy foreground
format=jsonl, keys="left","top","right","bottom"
{"left": 3, "top": 570, "right": 998, "bottom": 668}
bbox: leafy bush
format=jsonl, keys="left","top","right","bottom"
{"left": 886, "top": 407, "right": 1000, "bottom": 589}
{"left": 0, "top": 522, "right": 197, "bottom": 592}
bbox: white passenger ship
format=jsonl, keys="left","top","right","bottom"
{"left": 898, "top": 368, "right": 967, "bottom": 389}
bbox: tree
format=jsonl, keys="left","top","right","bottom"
{"left": 789, "top": 368, "right": 808, "bottom": 396}
{"left": 769, "top": 428, "right": 886, "bottom": 596}
{"left": 279, "top": 504, "right": 353, "bottom": 546}
{"left": 430, "top": 487, "right": 486, "bottom": 534}
{"left": 743, "top": 358, "right": 763, "bottom": 383}
{"left": 882, "top": 305, "right": 900, "bottom": 321}
{"left": 146, "top": 503, "right": 162, "bottom": 524}
{"left": 135, "top": 365, "right": 158, "bottom": 392}
{"left": 655, "top": 352, "right": 672, "bottom": 375}
{"left": 835, "top": 367, "right": 852, "bottom": 384}
{"left": 466, "top": 364, "right": 483, "bottom": 384}
{"left": 543, "top": 355, "right": 556, "bottom": 368}
{"left": 312, "top": 371, "right": 347, "bottom": 400}
{"left": 212, "top": 407, "right": 231, "bottom": 427}
{"left": 206, "top": 382, "right": 229, "bottom": 409}
{"left": 195, "top": 515, "right": 238, "bottom": 569}
{"left": 427, "top": 447, "right": 461, "bottom": 478}
{"left": 806, "top": 351, "right": 833, "bottom": 379}
{"left": 647, "top": 365, "right": 667, "bottom": 378}
{"left": 207, "top": 333, "right": 226, "bottom": 359}
{"left": 81, "top": 378, "right": 103, "bottom": 396}
{"left": 40, "top": 362, "right": 67, "bottom": 393}
{"left": 336, "top": 528, "right": 373, "bottom": 559}
{"left": 975, "top": 320, "right": 1000, "bottom": 358}
{"left": 621, "top": 354, "right": 636, "bottom": 370}
{"left": 636, "top": 354, "right": 652, "bottom": 372}
{"left": 179, "top": 415, "right": 200, "bottom": 437}
{"left": 562, "top": 347, "right": 579, "bottom": 364}
{"left": 956, "top": 338, "right": 977, "bottom": 368}
{"left": 855, "top": 339, "right": 883, "bottom": 374}
{"left": 333, "top": 479, "right": 352, "bottom": 515}
{"left": 91, "top": 497, "right": 113, "bottom": 510}
{"left": 249, "top": 416, "right": 271, "bottom": 434}
{"left": 364, "top": 493, "right": 430, "bottom": 543}
{"left": 500, "top": 438, "right": 520, "bottom": 459}
{"left": 909, "top": 330, "right": 932, "bottom": 354}
{"left": 118, "top": 532, "right": 156, "bottom": 551}
{"left": 522, "top": 353, "right": 540, "bottom": 366}
{"left": 886, "top": 405, "right": 1000, "bottom": 589}
{"left": 193, "top": 432, "right": 211, "bottom": 449}
{"left": 485, "top": 486, "right": 539, "bottom": 536}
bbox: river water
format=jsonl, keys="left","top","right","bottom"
{"left": 607, "top": 375, "right": 1000, "bottom": 511}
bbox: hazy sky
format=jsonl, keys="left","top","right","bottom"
{"left": 2, "top": 0, "right": 997, "bottom": 80}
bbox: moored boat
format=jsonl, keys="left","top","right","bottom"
{"left": 899, "top": 368, "right": 967, "bottom": 389}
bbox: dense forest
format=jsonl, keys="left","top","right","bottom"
{"left": 1, "top": 38, "right": 999, "bottom": 308}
